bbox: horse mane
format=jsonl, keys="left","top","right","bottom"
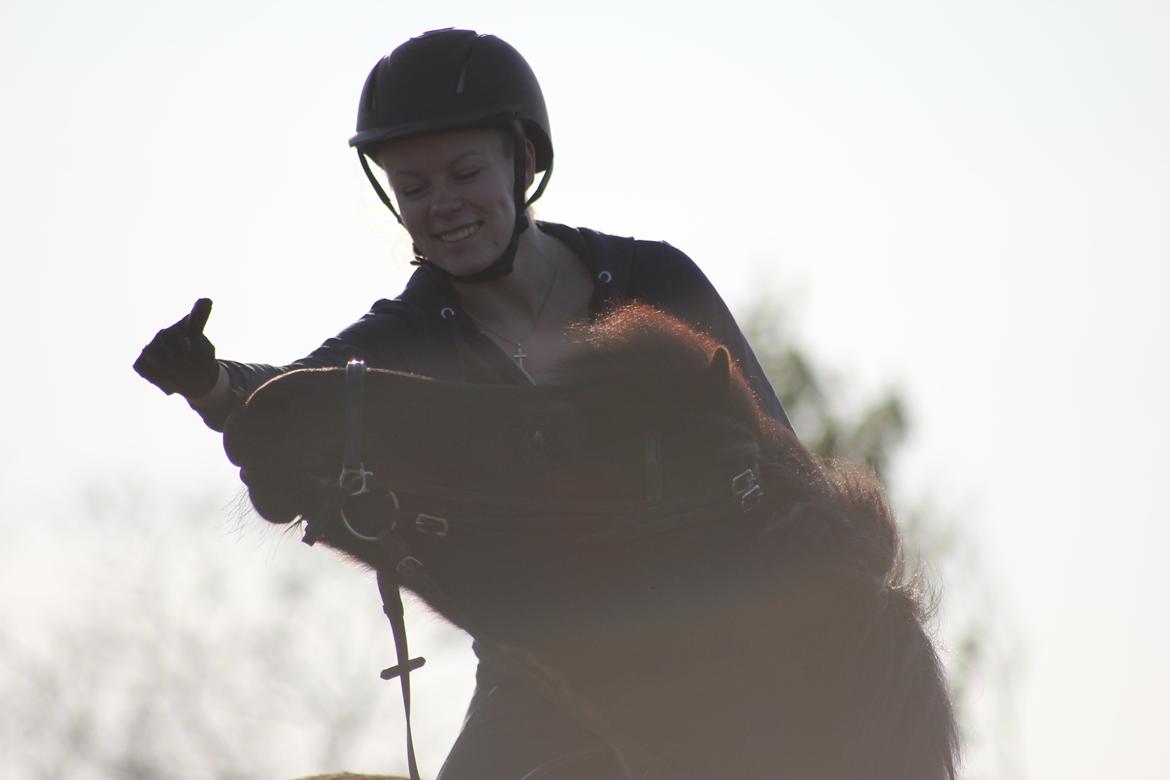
{"left": 749, "top": 458, "right": 959, "bottom": 779}
{"left": 552, "top": 305, "right": 958, "bottom": 778}
{"left": 552, "top": 303, "right": 779, "bottom": 437}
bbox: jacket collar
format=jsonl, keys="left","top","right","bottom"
{"left": 392, "top": 222, "right": 626, "bottom": 320}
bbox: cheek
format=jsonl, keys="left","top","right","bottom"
{"left": 485, "top": 179, "right": 518, "bottom": 222}
{"left": 396, "top": 201, "right": 431, "bottom": 240}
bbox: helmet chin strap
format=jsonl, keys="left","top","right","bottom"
{"left": 359, "top": 121, "right": 553, "bottom": 285}
{"left": 418, "top": 121, "right": 547, "bottom": 284}
{"left": 423, "top": 212, "right": 529, "bottom": 284}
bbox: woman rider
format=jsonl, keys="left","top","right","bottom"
{"left": 134, "top": 28, "right": 793, "bottom": 779}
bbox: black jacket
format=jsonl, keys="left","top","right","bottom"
{"left": 199, "top": 222, "right": 791, "bottom": 432}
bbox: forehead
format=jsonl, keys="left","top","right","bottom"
{"left": 373, "top": 128, "right": 506, "bottom": 174}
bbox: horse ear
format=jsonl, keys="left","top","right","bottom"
{"left": 704, "top": 346, "right": 732, "bottom": 399}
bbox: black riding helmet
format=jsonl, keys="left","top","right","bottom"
{"left": 350, "top": 29, "right": 554, "bottom": 283}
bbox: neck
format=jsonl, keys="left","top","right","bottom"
{"left": 455, "top": 224, "right": 560, "bottom": 326}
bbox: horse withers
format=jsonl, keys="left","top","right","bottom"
{"left": 224, "top": 304, "right": 959, "bottom": 780}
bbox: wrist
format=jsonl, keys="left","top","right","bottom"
{"left": 186, "top": 364, "right": 230, "bottom": 409}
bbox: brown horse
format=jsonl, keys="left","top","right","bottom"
{"left": 225, "top": 304, "right": 958, "bottom": 780}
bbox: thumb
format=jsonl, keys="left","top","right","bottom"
{"left": 186, "top": 298, "right": 213, "bottom": 336}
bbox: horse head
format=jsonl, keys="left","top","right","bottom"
{"left": 221, "top": 303, "right": 958, "bottom": 780}
{"left": 224, "top": 304, "right": 777, "bottom": 539}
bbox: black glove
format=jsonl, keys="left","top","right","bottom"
{"left": 133, "top": 298, "right": 220, "bottom": 397}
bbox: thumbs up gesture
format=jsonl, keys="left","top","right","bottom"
{"left": 133, "top": 298, "right": 220, "bottom": 397}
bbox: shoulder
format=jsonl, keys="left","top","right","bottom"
{"left": 591, "top": 228, "right": 711, "bottom": 296}
{"left": 367, "top": 296, "right": 441, "bottom": 323}
{"left": 325, "top": 268, "right": 457, "bottom": 355}
{"left": 300, "top": 292, "right": 451, "bottom": 375}
{"left": 366, "top": 266, "right": 459, "bottom": 324}
{"left": 546, "top": 222, "right": 706, "bottom": 293}
{"left": 570, "top": 225, "right": 694, "bottom": 267}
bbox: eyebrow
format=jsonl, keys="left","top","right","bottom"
{"left": 389, "top": 150, "right": 486, "bottom": 178}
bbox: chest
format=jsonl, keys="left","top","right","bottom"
{"left": 488, "top": 328, "right": 580, "bottom": 383}
{"left": 476, "top": 257, "right": 597, "bottom": 384}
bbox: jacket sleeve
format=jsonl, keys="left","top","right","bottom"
{"left": 629, "top": 241, "right": 795, "bottom": 432}
{"left": 192, "top": 304, "right": 404, "bottom": 432}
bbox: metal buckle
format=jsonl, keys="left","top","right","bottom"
{"left": 395, "top": 555, "right": 425, "bottom": 579}
{"left": 414, "top": 514, "right": 449, "bottom": 537}
{"left": 732, "top": 467, "right": 765, "bottom": 513}
{"left": 339, "top": 490, "right": 399, "bottom": 543}
{"left": 338, "top": 464, "right": 373, "bottom": 496}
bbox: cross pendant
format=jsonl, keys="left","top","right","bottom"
{"left": 512, "top": 345, "right": 527, "bottom": 369}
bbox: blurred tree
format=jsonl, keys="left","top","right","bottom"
{"left": 740, "top": 301, "right": 908, "bottom": 477}
{"left": 0, "top": 487, "right": 459, "bottom": 779}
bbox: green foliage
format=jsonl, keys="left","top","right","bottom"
{"left": 740, "top": 303, "right": 907, "bottom": 478}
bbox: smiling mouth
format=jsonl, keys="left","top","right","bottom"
{"left": 437, "top": 223, "right": 482, "bottom": 243}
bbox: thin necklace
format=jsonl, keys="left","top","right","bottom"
{"left": 468, "top": 264, "right": 559, "bottom": 371}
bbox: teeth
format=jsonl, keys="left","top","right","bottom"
{"left": 439, "top": 223, "right": 480, "bottom": 243}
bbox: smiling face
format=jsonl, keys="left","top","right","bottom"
{"left": 373, "top": 128, "right": 535, "bottom": 277}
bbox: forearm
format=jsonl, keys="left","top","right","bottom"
{"left": 186, "top": 360, "right": 283, "bottom": 432}
{"left": 186, "top": 363, "right": 231, "bottom": 409}
{"left": 181, "top": 362, "right": 237, "bottom": 432}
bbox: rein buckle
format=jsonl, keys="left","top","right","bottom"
{"left": 414, "top": 514, "right": 449, "bottom": 537}
{"left": 732, "top": 467, "right": 764, "bottom": 513}
{"left": 395, "top": 556, "right": 425, "bottom": 580}
{"left": 339, "top": 464, "right": 373, "bottom": 496}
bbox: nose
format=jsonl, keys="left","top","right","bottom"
{"left": 429, "top": 181, "right": 462, "bottom": 215}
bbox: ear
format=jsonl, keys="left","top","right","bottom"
{"left": 703, "top": 346, "right": 732, "bottom": 400}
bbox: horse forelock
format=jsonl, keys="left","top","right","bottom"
{"left": 555, "top": 303, "right": 773, "bottom": 434}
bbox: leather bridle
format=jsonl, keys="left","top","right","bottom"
{"left": 302, "top": 359, "right": 768, "bottom": 780}
{"left": 303, "top": 359, "right": 427, "bottom": 780}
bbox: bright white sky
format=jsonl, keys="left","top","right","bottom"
{"left": 2, "top": 2, "right": 1168, "bottom": 778}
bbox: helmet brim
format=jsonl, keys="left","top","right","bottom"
{"left": 349, "top": 113, "right": 552, "bottom": 173}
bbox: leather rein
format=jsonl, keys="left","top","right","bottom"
{"left": 302, "top": 359, "right": 767, "bottom": 780}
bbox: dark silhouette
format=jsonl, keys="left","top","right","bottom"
{"left": 225, "top": 304, "right": 958, "bottom": 780}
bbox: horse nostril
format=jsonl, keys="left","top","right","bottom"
{"left": 246, "top": 487, "right": 300, "bottom": 525}
{"left": 239, "top": 468, "right": 317, "bottom": 526}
